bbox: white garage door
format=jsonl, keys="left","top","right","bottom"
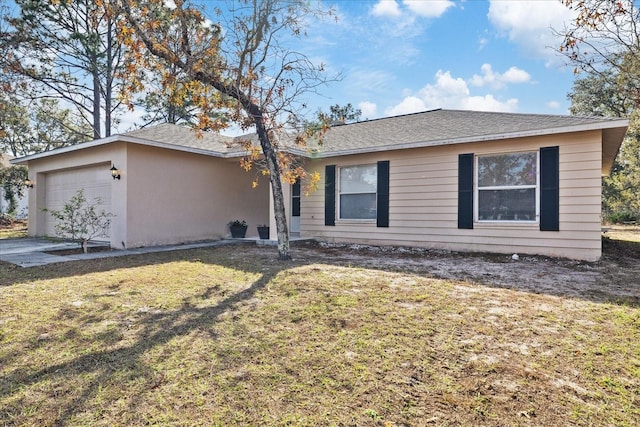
{"left": 44, "top": 164, "right": 112, "bottom": 241}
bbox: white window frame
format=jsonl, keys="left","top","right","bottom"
{"left": 337, "top": 164, "right": 377, "bottom": 221}
{"left": 475, "top": 151, "right": 540, "bottom": 223}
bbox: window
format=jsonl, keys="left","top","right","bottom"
{"left": 291, "top": 178, "right": 300, "bottom": 217}
{"left": 339, "top": 164, "right": 377, "bottom": 219}
{"left": 325, "top": 161, "right": 389, "bottom": 227}
{"left": 476, "top": 151, "right": 538, "bottom": 222}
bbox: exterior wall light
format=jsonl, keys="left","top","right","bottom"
{"left": 25, "top": 179, "right": 34, "bottom": 188}
{"left": 110, "top": 165, "right": 121, "bottom": 180}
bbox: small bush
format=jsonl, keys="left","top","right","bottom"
{"left": 605, "top": 211, "right": 639, "bottom": 224}
{"left": 43, "top": 189, "right": 114, "bottom": 253}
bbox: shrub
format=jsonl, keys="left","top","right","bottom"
{"left": 43, "top": 189, "right": 114, "bottom": 253}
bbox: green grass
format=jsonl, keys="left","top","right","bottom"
{"left": 0, "top": 243, "right": 639, "bottom": 426}
{"left": 0, "top": 219, "right": 27, "bottom": 239}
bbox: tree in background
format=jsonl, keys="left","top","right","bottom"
{"left": 136, "top": 64, "right": 228, "bottom": 129}
{"left": 0, "top": 163, "right": 28, "bottom": 218}
{"left": 0, "top": 93, "right": 31, "bottom": 157}
{"left": 1, "top": 95, "right": 92, "bottom": 157}
{"left": 31, "top": 99, "right": 92, "bottom": 153}
{"left": 1, "top": 0, "right": 126, "bottom": 139}
{"left": 117, "top": 0, "right": 336, "bottom": 260}
{"left": 322, "top": 103, "right": 362, "bottom": 126}
{"left": 568, "top": 70, "right": 640, "bottom": 221}
{"left": 559, "top": 0, "right": 640, "bottom": 106}
{"left": 560, "top": 0, "right": 640, "bottom": 222}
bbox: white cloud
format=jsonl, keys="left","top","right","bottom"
{"left": 502, "top": 66, "right": 531, "bottom": 84}
{"left": 358, "top": 101, "right": 378, "bottom": 119}
{"left": 461, "top": 95, "right": 518, "bottom": 112}
{"left": 546, "top": 101, "right": 562, "bottom": 110}
{"left": 386, "top": 96, "right": 426, "bottom": 116}
{"left": 469, "top": 64, "right": 531, "bottom": 89}
{"left": 371, "top": 0, "right": 402, "bottom": 17}
{"left": 403, "top": 0, "right": 455, "bottom": 18}
{"left": 385, "top": 69, "right": 520, "bottom": 116}
{"left": 419, "top": 70, "right": 470, "bottom": 102}
{"left": 346, "top": 68, "right": 397, "bottom": 94}
{"left": 488, "top": 0, "right": 576, "bottom": 63}
{"left": 372, "top": 0, "right": 454, "bottom": 19}
{"left": 478, "top": 36, "right": 489, "bottom": 50}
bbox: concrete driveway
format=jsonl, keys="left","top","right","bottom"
{"left": 0, "top": 238, "right": 109, "bottom": 268}
{"left": 0, "top": 238, "right": 240, "bottom": 268}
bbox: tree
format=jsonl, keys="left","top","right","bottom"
{"left": 116, "top": 0, "right": 335, "bottom": 260}
{"left": 136, "top": 65, "right": 227, "bottom": 128}
{"left": 561, "top": 1, "right": 640, "bottom": 222}
{"left": 323, "top": 103, "right": 362, "bottom": 125}
{"left": 568, "top": 70, "right": 633, "bottom": 118}
{"left": 1, "top": 95, "right": 92, "bottom": 157}
{"left": 568, "top": 68, "right": 640, "bottom": 221}
{"left": 43, "top": 189, "right": 114, "bottom": 253}
{"left": 559, "top": 0, "right": 640, "bottom": 106}
{"left": 0, "top": 93, "right": 31, "bottom": 157}
{"left": 30, "top": 99, "right": 92, "bottom": 153}
{"left": 1, "top": 0, "right": 127, "bottom": 139}
{"left": 0, "top": 164, "right": 28, "bottom": 218}
{"left": 603, "top": 114, "right": 640, "bottom": 221}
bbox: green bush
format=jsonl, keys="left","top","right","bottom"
{"left": 43, "top": 189, "right": 114, "bottom": 253}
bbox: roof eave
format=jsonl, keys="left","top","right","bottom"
{"left": 311, "top": 119, "right": 630, "bottom": 158}
{"left": 9, "top": 134, "right": 247, "bottom": 165}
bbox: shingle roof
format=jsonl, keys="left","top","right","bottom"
{"left": 123, "top": 123, "right": 238, "bottom": 153}
{"left": 308, "top": 109, "right": 628, "bottom": 156}
{"left": 11, "top": 109, "right": 628, "bottom": 165}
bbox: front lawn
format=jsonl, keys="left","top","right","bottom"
{"left": 0, "top": 241, "right": 638, "bottom": 426}
{"left": 0, "top": 219, "right": 27, "bottom": 239}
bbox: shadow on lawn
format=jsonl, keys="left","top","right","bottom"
{"left": 0, "top": 242, "right": 258, "bottom": 287}
{"left": 2, "top": 237, "right": 639, "bottom": 305}
{"left": 1, "top": 239, "right": 639, "bottom": 423}
{"left": 0, "top": 254, "right": 285, "bottom": 425}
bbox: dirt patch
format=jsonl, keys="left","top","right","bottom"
{"left": 43, "top": 246, "right": 114, "bottom": 256}
{"left": 296, "top": 232, "right": 640, "bottom": 305}
{"left": 1, "top": 229, "right": 639, "bottom": 426}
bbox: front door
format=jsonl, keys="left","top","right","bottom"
{"left": 290, "top": 178, "right": 301, "bottom": 235}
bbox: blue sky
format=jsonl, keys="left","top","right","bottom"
{"left": 286, "top": 0, "right": 580, "bottom": 121}
{"left": 5, "top": 0, "right": 583, "bottom": 132}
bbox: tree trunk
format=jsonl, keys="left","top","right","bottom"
{"left": 252, "top": 107, "right": 291, "bottom": 260}
{"left": 92, "top": 62, "right": 101, "bottom": 140}
{"left": 82, "top": 239, "right": 88, "bottom": 254}
{"left": 104, "top": 20, "right": 113, "bottom": 138}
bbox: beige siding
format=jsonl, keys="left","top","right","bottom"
{"left": 301, "top": 131, "right": 604, "bottom": 261}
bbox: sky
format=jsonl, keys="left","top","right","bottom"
{"left": 4, "top": 0, "right": 585, "bottom": 133}
{"left": 284, "top": 0, "right": 581, "bottom": 122}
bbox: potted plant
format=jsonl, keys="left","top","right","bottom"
{"left": 257, "top": 224, "right": 270, "bottom": 240}
{"left": 229, "top": 219, "right": 248, "bottom": 238}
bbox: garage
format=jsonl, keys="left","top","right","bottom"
{"left": 44, "top": 163, "right": 112, "bottom": 241}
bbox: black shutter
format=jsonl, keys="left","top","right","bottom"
{"left": 324, "top": 165, "right": 336, "bottom": 226}
{"left": 377, "top": 161, "right": 390, "bottom": 227}
{"left": 458, "top": 153, "right": 474, "bottom": 229}
{"left": 540, "top": 146, "right": 559, "bottom": 231}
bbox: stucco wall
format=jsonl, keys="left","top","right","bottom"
{"left": 24, "top": 142, "right": 269, "bottom": 249}
{"left": 301, "top": 130, "right": 604, "bottom": 261}
{"left": 24, "top": 143, "right": 126, "bottom": 246}
{"left": 124, "top": 144, "right": 269, "bottom": 248}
